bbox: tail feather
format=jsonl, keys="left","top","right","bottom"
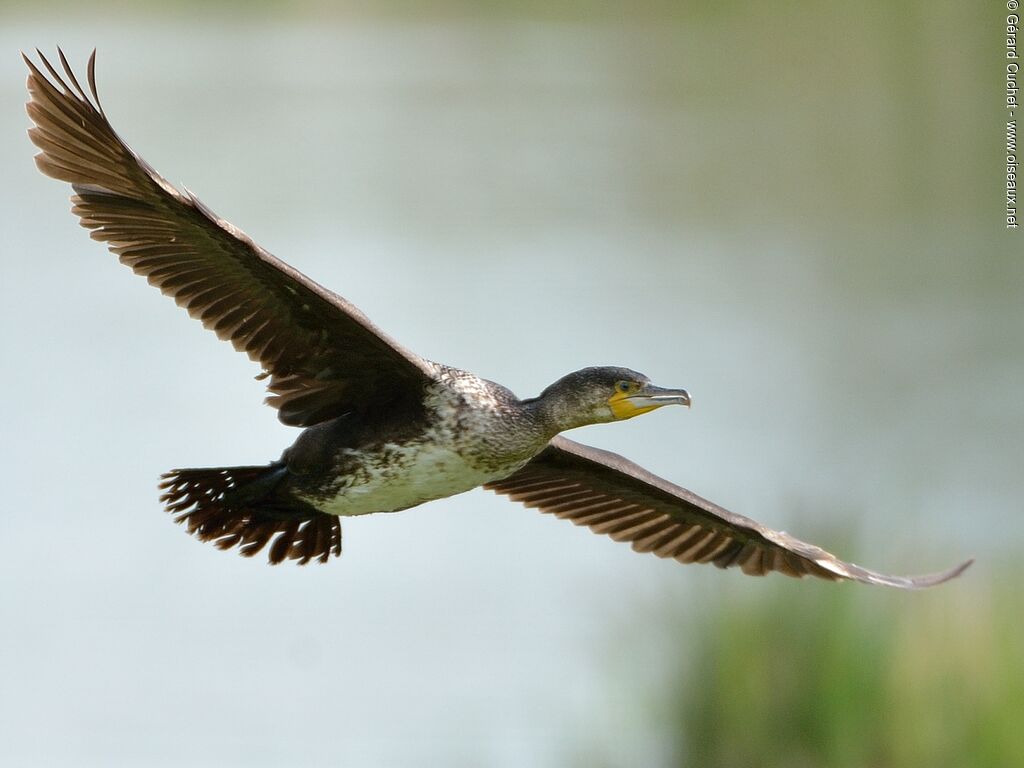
{"left": 159, "top": 465, "right": 341, "bottom": 564}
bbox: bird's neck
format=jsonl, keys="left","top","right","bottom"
{"left": 519, "top": 393, "right": 590, "bottom": 439}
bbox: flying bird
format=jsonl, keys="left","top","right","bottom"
{"left": 24, "top": 50, "right": 971, "bottom": 587}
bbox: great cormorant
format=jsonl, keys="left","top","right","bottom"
{"left": 24, "top": 50, "right": 971, "bottom": 587}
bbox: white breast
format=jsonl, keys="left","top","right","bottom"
{"left": 296, "top": 373, "right": 542, "bottom": 517}
{"left": 303, "top": 440, "right": 511, "bottom": 517}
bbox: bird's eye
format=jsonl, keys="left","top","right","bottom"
{"left": 617, "top": 381, "right": 631, "bottom": 393}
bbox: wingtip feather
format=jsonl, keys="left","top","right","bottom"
{"left": 910, "top": 557, "right": 974, "bottom": 588}
{"left": 836, "top": 556, "right": 975, "bottom": 589}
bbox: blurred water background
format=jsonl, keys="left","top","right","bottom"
{"left": 1, "top": 2, "right": 1020, "bottom": 766}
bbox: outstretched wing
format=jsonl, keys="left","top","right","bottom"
{"left": 486, "top": 436, "right": 971, "bottom": 588}
{"left": 24, "top": 49, "right": 435, "bottom": 426}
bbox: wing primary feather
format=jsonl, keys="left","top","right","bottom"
{"left": 58, "top": 48, "right": 91, "bottom": 105}
{"left": 25, "top": 49, "right": 436, "bottom": 427}
{"left": 486, "top": 436, "right": 971, "bottom": 588}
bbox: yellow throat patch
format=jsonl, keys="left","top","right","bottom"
{"left": 607, "top": 386, "right": 659, "bottom": 420}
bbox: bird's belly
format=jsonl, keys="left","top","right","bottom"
{"left": 298, "top": 442, "right": 521, "bottom": 517}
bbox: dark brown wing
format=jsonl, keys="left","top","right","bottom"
{"left": 24, "top": 49, "right": 435, "bottom": 426}
{"left": 486, "top": 436, "right": 972, "bottom": 588}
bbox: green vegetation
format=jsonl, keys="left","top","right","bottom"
{"left": 644, "top": 567, "right": 1024, "bottom": 767}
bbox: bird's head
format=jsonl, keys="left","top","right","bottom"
{"left": 532, "top": 366, "right": 691, "bottom": 432}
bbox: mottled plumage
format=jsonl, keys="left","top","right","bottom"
{"left": 26, "top": 50, "right": 970, "bottom": 586}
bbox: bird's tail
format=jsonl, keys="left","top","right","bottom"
{"left": 159, "top": 464, "right": 341, "bottom": 564}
